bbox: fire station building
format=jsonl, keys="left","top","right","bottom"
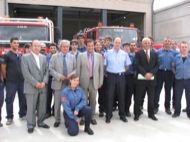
{"left": 0, "top": 0, "right": 153, "bottom": 40}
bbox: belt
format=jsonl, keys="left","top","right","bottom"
{"left": 160, "top": 69, "right": 172, "bottom": 72}
{"left": 107, "top": 72, "right": 125, "bottom": 76}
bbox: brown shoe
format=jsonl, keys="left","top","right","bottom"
{"left": 91, "top": 119, "right": 97, "bottom": 125}
{"left": 80, "top": 119, "right": 85, "bottom": 125}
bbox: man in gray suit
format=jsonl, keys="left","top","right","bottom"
{"left": 21, "top": 40, "right": 49, "bottom": 134}
{"left": 49, "top": 40, "right": 76, "bottom": 128}
{"left": 77, "top": 39, "right": 104, "bottom": 125}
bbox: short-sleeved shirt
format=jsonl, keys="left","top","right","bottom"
{"left": 104, "top": 48, "right": 131, "bottom": 73}
{"left": 2, "top": 50, "right": 24, "bottom": 83}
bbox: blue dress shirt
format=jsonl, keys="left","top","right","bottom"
{"left": 104, "top": 48, "right": 131, "bottom": 73}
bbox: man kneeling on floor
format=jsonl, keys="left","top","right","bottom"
{"left": 61, "top": 74, "right": 94, "bottom": 136}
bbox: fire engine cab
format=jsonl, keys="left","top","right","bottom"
{"left": 0, "top": 17, "right": 54, "bottom": 58}
{"left": 83, "top": 26, "right": 141, "bottom": 48}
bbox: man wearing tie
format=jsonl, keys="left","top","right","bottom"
{"left": 21, "top": 40, "right": 49, "bottom": 133}
{"left": 49, "top": 40, "right": 76, "bottom": 128}
{"left": 134, "top": 37, "right": 159, "bottom": 121}
{"left": 77, "top": 39, "right": 104, "bottom": 125}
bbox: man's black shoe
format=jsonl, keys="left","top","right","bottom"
{"left": 182, "top": 108, "right": 187, "bottom": 112}
{"left": 165, "top": 109, "right": 172, "bottom": 115}
{"left": 80, "top": 119, "right": 85, "bottom": 125}
{"left": 84, "top": 127, "right": 94, "bottom": 135}
{"left": 28, "top": 128, "right": 34, "bottom": 134}
{"left": 134, "top": 116, "right": 139, "bottom": 121}
{"left": 126, "top": 112, "right": 131, "bottom": 117}
{"left": 154, "top": 108, "right": 159, "bottom": 114}
{"left": 120, "top": 117, "right": 127, "bottom": 122}
{"left": 148, "top": 115, "right": 158, "bottom": 121}
{"left": 105, "top": 119, "right": 110, "bottom": 123}
{"left": 54, "top": 122, "right": 60, "bottom": 128}
{"left": 38, "top": 123, "right": 50, "bottom": 129}
{"left": 99, "top": 112, "right": 104, "bottom": 117}
{"left": 172, "top": 114, "right": 179, "bottom": 118}
{"left": 91, "top": 119, "right": 97, "bottom": 125}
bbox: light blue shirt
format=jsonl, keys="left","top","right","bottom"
{"left": 104, "top": 48, "right": 131, "bottom": 73}
{"left": 173, "top": 54, "right": 190, "bottom": 80}
{"left": 157, "top": 48, "right": 176, "bottom": 71}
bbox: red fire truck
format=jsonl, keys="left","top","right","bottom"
{"left": 0, "top": 17, "right": 54, "bottom": 57}
{"left": 83, "top": 26, "right": 141, "bottom": 48}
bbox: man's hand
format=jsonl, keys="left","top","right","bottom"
{"left": 76, "top": 118, "right": 80, "bottom": 123}
{"left": 145, "top": 73, "right": 153, "bottom": 80}
{"left": 39, "top": 82, "right": 46, "bottom": 88}
{"left": 98, "top": 84, "right": 102, "bottom": 89}
{"left": 60, "top": 75, "right": 67, "bottom": 81}
{"left": 74, "top": 111, "right": 78, "bottom": 116}
{"left": 35, "top": 82, "right": 41, "bottom": 88}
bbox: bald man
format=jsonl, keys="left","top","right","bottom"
{"left": 21, "top": 40, "right": 49, "bottom": 133}
{"left": 134, "top": 37, "right": 159, "bottom": 121}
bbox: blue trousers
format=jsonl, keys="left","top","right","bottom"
{"left": 5, "top": 81, "right": 26, "bottom": 119}
{"left": 174, "top": 79, "right": 190, "bottom": 117}
{"left": 63, "top": 106, "right": 92, "bottom": 136}
{"left": 0, "top": 82, "right": 4, "bottom": 121}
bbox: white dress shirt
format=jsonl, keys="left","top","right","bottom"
{"left": 31, "top": 52, "right": 40, "bottom": 69}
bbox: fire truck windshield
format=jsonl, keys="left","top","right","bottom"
{"left": 98, "top": 28, "right": 138, "bottom": 44}
{"left": 0, "top": 25, "right": 49, "bottom": 42}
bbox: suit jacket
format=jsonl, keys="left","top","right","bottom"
{"left": 77, "top": 51, "right": 104, "bottom": 90}
{"left": 135, "top": 49, "right": 159, "bottom": 85}
{"left": 49, "top": 52, "right": 76, "bottom": 90}
{"left": 21, "top": 52, "right": 49, "bottom": 94}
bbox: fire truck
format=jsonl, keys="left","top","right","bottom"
{"left": 0, "top": 17, "right": 55, "bottom": 59}
{"left": 83, "top": 26, "right": 141, "bottom": 48}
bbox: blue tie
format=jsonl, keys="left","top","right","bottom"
{"left": 63, "top": 55, "right": 67, "bottom": 76}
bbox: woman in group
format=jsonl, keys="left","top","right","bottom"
{"left": 61, "top": 74, "right": 94, "bottom": 136}
{"left": 172, "top": 41, "right": 190, "bottom": 118}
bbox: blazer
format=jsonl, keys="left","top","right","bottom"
{"left": 135, "top": 49, "right": 159, "bottom": 85}
{"left": 21, "top": 52, "right": 49, "bottom": 94}
{"left": 76, "top": 51, "right": 104, "bottom": 90}
{"left": 49, "top": 52, "right": 76, "bottom": 90}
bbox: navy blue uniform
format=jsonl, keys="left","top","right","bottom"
{"left": 61, "top": 86, "right": 92, "bottom": 136}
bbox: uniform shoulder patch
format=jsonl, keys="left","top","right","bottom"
{"left": 61, "top": 97, "right": 66, "bottom": 102}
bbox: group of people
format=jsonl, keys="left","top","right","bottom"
{"left": 0, "top": 32, "right": 190, "bottom": 136}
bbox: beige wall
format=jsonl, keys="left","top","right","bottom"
{"left": 153, "top": 1, "right": 190, "bottom": 44}
{"left": 1, "top": 0, "right": 153, "bottom": 36}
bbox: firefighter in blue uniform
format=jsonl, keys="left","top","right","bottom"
{"left": 61, "top": 74, "right": 94, "bottom": 136}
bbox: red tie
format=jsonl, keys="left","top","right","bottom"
{"left": 88, "top": 54, "right": 93, "bottom": 77}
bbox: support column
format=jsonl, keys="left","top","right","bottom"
{"left": 101, "top": 9, "right": 107, "bottom": 26}
{"left": 57, "top": 6, "right": 63, "bottom": 39}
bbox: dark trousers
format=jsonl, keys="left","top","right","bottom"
{"left": 125, "top": 74, "right": 135, "bottom": 113}
{"left": 172, "top": 74, "right": 176, "bottom": 108}
{"left": 0, "top": 82, "right": 4, "bottom": 121}
{"left": 98, "top": 76, "right": 107, "bottom": 113}
{"left": 64, "top": 106, "right": 92, "bottom": 136}
{"left": 154, "top": 70, "right": 173, "bottom": 109}
{"left": 5, "top": 81, "right": 26, "bottom": 119}
{"left": 134, "top": 81, "right": 155, "bottom": 117}
{"left": 46, "top": 76, "right": 54, "bottom": 114}
{"left": 174, "top": 79, "right": 190, "bottom": 117}
{"left": 106, "top": 72, "right": 125, "bottom": 120}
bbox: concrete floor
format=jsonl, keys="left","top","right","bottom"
{"left": 0, "top": 89, "right": 189, "bottom": 142}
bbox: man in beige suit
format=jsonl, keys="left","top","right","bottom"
{"left": 21, "top": 40, "right": 49, "bottom": 134}
{"left": 77, "top": 39, "right": 104, "bottom": 125}
{"left": 49, "top": 40, "right": 76, "bottom": 128}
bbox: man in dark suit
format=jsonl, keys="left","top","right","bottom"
{"left": 134, "top": 37, "right": 159, "bottom": 121}
{"left": 21, "top": 40, "right": 49, "bottom": 133}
